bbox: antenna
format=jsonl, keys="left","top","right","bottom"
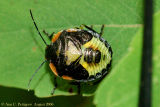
{"left": 28, "top": 60, "right": 47, "bottom": 91}
{"left": 30, "top": 9, "right": 48, "bottom": 46}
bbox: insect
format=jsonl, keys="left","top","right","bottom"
{"left": 28, "top": 9, "right": 113, "bottom": 95}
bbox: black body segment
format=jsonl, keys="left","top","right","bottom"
{"left": 84, "top": 48, "right": 101, "bottom": 63}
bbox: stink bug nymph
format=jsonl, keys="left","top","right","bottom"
{"left": 28, "top": 9, "right": 113, "bottom": 95}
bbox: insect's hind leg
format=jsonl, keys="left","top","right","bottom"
{"left": 70, "top": 82, "right": 82, "bottom": 95}
{"left": 51, "top": 77, "right": 57, "bottom": 95}
{"left": 99, "top": 24, "right": 105, "bottom": 37}
{"left": 43, "top": 30, "right": 54, "bottom": 40}
{"left": 77, "top": 82, "right": 81, "bottom": 95}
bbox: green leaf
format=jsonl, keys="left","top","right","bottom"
{"left": 153, "top": 11, "right": 160, "bottom": 107}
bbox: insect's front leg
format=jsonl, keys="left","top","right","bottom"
{"left": 43, "top": 30, "right": 54, "bottom": 40}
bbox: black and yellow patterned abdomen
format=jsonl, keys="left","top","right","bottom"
{"left": 79, "top": 35, "right": 112, "bottom": 79}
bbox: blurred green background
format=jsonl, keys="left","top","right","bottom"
{"left": 0, "top": 0, "right": 160, "bottom": 107}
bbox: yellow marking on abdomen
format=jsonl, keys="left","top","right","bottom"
{"left": 79, "top": 37, "right": 112, "bottom": 76}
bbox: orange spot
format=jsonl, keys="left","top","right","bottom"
{"left": 49, "top": 63, "right": 58, "bottom": 76}
{"left": 62, "top": 75, "right": 73, "bottom": 80}
{"left": 52, "top": 31, "right": 62, "bottom": 43}
{"left": 90, "top": 45, "right": 98, "bottom": 50}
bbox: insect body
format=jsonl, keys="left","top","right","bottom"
{"left": 28, "top": 10, "right": 113, "bottom": 94}
{"left": 46, "top": 28, "right": 112, "bottom": 82}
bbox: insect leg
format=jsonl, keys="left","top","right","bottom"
{"left": 43, "top": 30, "right": 54, "bottom": 40}
{"left": 75, "top": 24, "right": 93, "bottom": 30}
{"left": 70, "top": 82, "right": 82, "bottom": 95}
{"left": 90, "top": 25, "right": 93, "bottom": 29}
{"left": 77, "top": 82, "right": 82, "bottom": 95}
{"left": 99, "top": 24, "right": 105, "bottom": 37}
{"left": 75, "top": 25, "right": 84, "bottom": 29}
{"left": 82, "top": 24, "right": 97, "bottom": 33}
{"left": 51, "top": 77, "right": 57, "bottom": 95}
